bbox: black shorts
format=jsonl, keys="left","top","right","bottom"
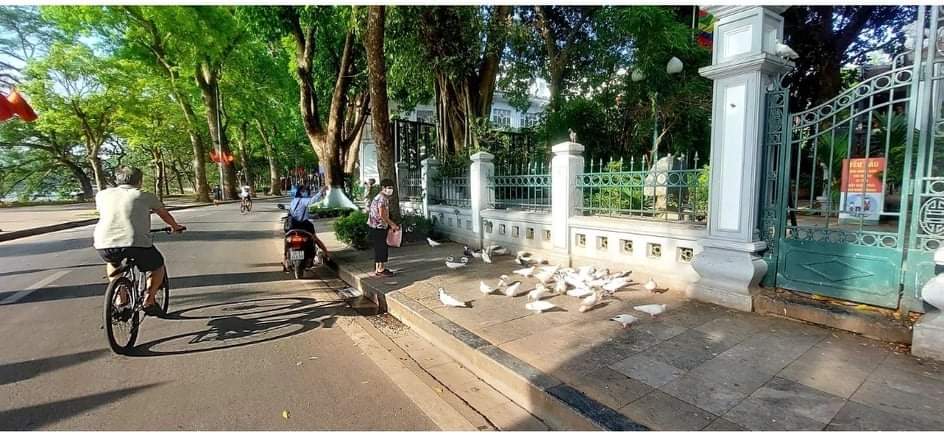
{"left": 370, "top": 227, "right": 389, "bottom": 263}
{"left": 97, "top": 246, "right": 165, "bottom": 272}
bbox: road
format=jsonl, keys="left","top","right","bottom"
{"left": 0, "top": 199, "right": 436, "bottom": 430}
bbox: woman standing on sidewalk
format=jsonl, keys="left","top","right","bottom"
{"left": 368, "top": 179, "right": 399, "bottom": 277}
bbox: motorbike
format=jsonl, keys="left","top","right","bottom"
{"left": 277, "top": 203, "right": 323, "bottom": 279}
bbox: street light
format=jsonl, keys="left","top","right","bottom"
{"left": 650, "top": 57, "right": 684, "bottom": 162}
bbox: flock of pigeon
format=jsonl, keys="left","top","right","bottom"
{"left": 426, "top": 237, "right": 668, "bottom": 329}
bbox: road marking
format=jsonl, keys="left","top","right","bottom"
{"left": 0, "top": 269, "right": 71, "bottom": 305}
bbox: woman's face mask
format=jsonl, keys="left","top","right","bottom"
{"left": 382, "top": 187, "right": 394, "bottom": 196}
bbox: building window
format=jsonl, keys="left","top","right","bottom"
{"left": 543, "top": 230, "right": 551, "bottom": 241}
{"left": 447, "top": 217, "right": 453, "bottom": 227}
{"left": 416, "top": 109, "right": 435, "bottom": 124}
{"left": 512, "top": 226, "right": 520, "bottom": 238}
{"left": 526, "top": 228, "right": 534, "bottom": 240}
{"left": 678, "top": 247, "right": 694, "bottom": 263}
{"left": 597, "top": 236, "right": 608, "bottom": 250}
{"left": 499, "top": 224, "right": 506, "bottom": 235}
{"left": 621, "top": 239, "right": 633, "bottom": 254}
{"left": 576, "top": 233, "right": 586, "bottom": 247}
{"left": 432, "top": 216, "right": 439, "bottom": 225}
{"left": 647, "top": 243, "right": 662, "bottom": 258}
{"left": 491, "top": 108, "right": 512, "bottom": 129}
{"left": 522, "top": 112, "right": 541, "bottom": 128}
{"left": 485, "top": 221, "right": 493, "bottom": 233}
{"left": 466, "top": 220, "right": 472, "bottom": 230}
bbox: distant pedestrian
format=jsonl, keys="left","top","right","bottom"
{"left": 367, "top": 179, "right": 399, "bottom": 277}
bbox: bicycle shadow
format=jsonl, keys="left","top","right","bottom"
{"left": 127, "top": 296, "right": 350, "bottom": 357}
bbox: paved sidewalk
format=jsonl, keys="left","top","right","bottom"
{"left": 320, "top": 225, "right": 944, "bottom": 431}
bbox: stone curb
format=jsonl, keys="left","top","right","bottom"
{"left": 327, "top": 258, "right": 648, "bottom": 432}
{"left": 0, "top": 200, "right": 242, "bottom": 243}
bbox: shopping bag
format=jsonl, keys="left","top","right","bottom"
{"left": 386, "top": 227, "right": 402, "bottom": 248}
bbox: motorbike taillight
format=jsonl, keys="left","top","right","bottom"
{"left": 287, "top": 234, "right": 308, "bottom": 248}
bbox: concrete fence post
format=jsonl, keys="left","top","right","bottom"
{"left": 551, "top": 141, "right": 584, "bottom": 253}
{"left": 421, "top": 157, "right": 440, "bottom": 220}
{"left": 469, "top": 151, "right": 495, "bottom": 235}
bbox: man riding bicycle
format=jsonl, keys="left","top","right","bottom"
{"left": 240, "top": 184, "right": 252, "bottom": 210}
{"left": 93, "top": 166, "right": 184, "bottom": 316}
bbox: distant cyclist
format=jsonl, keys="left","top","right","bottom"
{"left": 240, "top": 184, "right": 252, "bottom": 210}
{"left": 93, "top": 166, "right": 184, "bottom": 316}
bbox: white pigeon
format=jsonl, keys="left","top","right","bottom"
{"left": 774, "top": 38, "right": 799, "bottom": 60}
{"left": 564, "top": 274, "right": 585, "bottom": 289}
{"left": 603, "top": 278, "right": 630, "bottom": 293}
{"left": 445, "top": 259, "right": 466, "bottom": 269}
{"left": 439, "top": 288, "right": 467, "bottom": 307}
{"left": 566, "top": 286, "right": 594, "bottom": 298}
{"left": 643, "top": 278, "right": 658, "bottom": 292}
{"left": 525, "top": 300, "right": 556, "bottom": 313}
{"left": 610, "top": 314, "right": 639, "bottom": 328}
{"left": 534, "top": 269, "right": 556, "bottom": 284}
{"left": 579, "top": 291, "right": 601, "bottom": 312}
{"left": 634, "top": 303, "right": 667, "bottom": 316}
{"left": 503, "top": 281, "right": 524, "bottom": 297}
{"left": 497, "top": 274, "right": 510, "bottom": 288}
{"left": 513, "top": 266, "right": 535, "bottom": 278}
{"left": 528, "top": 283, "right": 549, "bottom": 301}
{"left": 480, "top": 280, "right": 497, "bottom": 295}
{"left": 482, "top": 250, "right": 493, "bottom": 264}
{"left": 555, "top": 278, "right": 568, "bottom": 294}
{"left": 471, "top": 250, "right": 483, "bottom": 259}
{"left": 427, "top": 237, "right": 441, "bottom": 247}
{"left": 491, "top": 246, "right": 508, "bottom": 256}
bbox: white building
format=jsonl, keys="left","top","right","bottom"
{"left": 358, "top": 91, "right": 549, "bottom": 184}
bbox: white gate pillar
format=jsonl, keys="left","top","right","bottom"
{"left": 691, "top": 6, "right": 792, "bottom": 311}
{"left": 551, "top": 141, "right": 584, "bottom": 252}
{"left": 470, "top": 151, "right": 494, "bottom": 234}
{"left": 421, "top": 157, "right": 440, "bottom": 220}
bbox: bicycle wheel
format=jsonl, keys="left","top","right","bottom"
{"left": 154, "top": 272, "right": 170, "bottom": 318}
{"left": 104, "top": 276, "right": 139, "bottom": 355}
{"left": 240, "top": 202, "right": 248, "bottom": 214}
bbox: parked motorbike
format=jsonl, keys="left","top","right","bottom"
{"left": 277, "top": 203, "right": 323, "bottom": 279}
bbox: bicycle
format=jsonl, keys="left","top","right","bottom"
{"left": 240, "top": 196, "right": 252, "bottom": 214}
{"left": 103, "top": 226, "right": 185, "bottom": 355}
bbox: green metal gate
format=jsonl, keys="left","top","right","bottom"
{"left": 761, "top": 5, "right": 943, "bottom": 311}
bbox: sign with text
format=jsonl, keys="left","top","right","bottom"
{"left": 839, "top": 158, "right": 886, "bottom": 223}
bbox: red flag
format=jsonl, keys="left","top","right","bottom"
{"left": 7, "top": 89, "right": 37, "bottom": 122}
{"left": 0, "top": 93, "right": 13, "bottom": 121}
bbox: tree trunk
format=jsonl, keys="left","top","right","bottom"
{"left": 171, "top": 161, "right": 185, "bottom": 194}
{"left": 236, "top": 122, "right": 253, "bottom": 193}
{"left": 60, "top": 157, "right": 94, "bottom": 200}
{"left": 195, "top": 63, "right": 238, "bottom": 200}
{"left": 172, "top": 90, "right": 211, "bottom": 202}
{"left": 88, "top": 155, "right": 106, "bottom": 191}
{"left": 255, "top": 119, "right": 281, "bottom": 196}
{"left": 366, "top": 5, "right": 401, "bottom": 221}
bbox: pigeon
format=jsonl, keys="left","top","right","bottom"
{"left": 472, "top": 250, "right": 483, "bottom": 258}
{"left": 634, "top": 304, "right": 667, "bottom": 316}
{"left": 525, "top": 300, "right": 556, "bottom": 313}
{"left": 439, "top": 288, "right": 467, "bottom": 307}
{"left": 643, "top": 278, "right": 658, "bottom": 292}
{"left": 515, "top": 256, "right": 531, "bottom": 266}
{"left": 427, "top": 237, "right": 442, "bottom": 247}
{"left": 609, "top": 270, "right": 632, "bottom": 280}
{"left": 497, "top": 274, "right": 510, "bottom": 288}
{"left": 445, "top": 259, "right": 466, "bottom": 269}
{"left": 554, "top": 278, "right": 568, "bottom": 294}
{"left": 579, "top": 291, "right": 601, "bottom": 312}
{"left": 482, "top": 250, "right": 492, "bottom": 264}
{"left": 534, "top": 269, "right": 556, "bottom": 284}
{"left": 513, "top": 266, "right": 535, "bottom": 278}
{"left": 774, "top": 38, "right": 799, "bottom": 60}
{"left": 491, "top": 247, "right": 508, "bottom": 256}
{"left": 503, "top": 281, "right": 524, "bottom": 297}
{"left": 610, "top": 314, "right": 639, "bottom": 328}
{"left": 463, "top": 246, "right": 476, "bottom": 257}
{"left": 566, "top": 286, "right": 594, "bottom": 298}
{"left": 480, "top": 281, "right": 498, "bottom": 295}
{"left": 602, "top": 278, "right": 631, "bottom": 293}
{"left": 528, "top": 283, "right": 549, "bottom": 301}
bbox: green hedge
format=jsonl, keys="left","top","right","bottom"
{"left": 308, "top": 206, "right": 357, "bottom": 219}
{"left": 332, "top": 211, "right": 435, "bottom": 249}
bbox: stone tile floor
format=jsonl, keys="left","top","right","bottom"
{"left": 321, "top": 229, "right": 944, "bottom": 431}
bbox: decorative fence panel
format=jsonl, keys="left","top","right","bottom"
{"left": 577, "top": 154, "right": 708, "bottom": 223}
{"left": 489, "top": 161, "right": 551, "bottom": 211}
{"left": 435, "top": 167, "right": 471, "bottom": 208}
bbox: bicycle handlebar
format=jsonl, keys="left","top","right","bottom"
{"left": 151, "top": 226, "right": 187, "bottom": 233}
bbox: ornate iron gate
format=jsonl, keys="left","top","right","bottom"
{"left": 393, "top": 119, "right": 437, "bottom": 208}
{"left": 761, "top": 6, "right": 943, "bottom": 311}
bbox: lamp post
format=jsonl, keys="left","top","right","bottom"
{"left": 651, "top": 57, "right": 684, "bottom": 164}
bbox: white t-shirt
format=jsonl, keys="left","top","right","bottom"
{"left": 240, "top": 186, "right": 251, "bottom": 198}
{"left": 93, "top": 185, "right": 164, "bottom": 249}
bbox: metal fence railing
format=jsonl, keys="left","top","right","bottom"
{"left": 577, "top": 154, "right": 708, "bottom": 223}
{"left": 489, "top": 161, "right": 551, "bottom": 212}
{"left": 435, "top": 168, "right": 471, "bottom": 208}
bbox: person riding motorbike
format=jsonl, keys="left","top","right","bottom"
{"left": 287, "top": 185, "right": 330, "bottom": 259}
{"left": 93, "top": 166, "right": 184, "bottom": 316}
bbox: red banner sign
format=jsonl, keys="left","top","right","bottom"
{"left": 840, "top": 158, "right": 885, "bottom": 193}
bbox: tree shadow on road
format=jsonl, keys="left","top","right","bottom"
{"left": 0, "top": 349, "right": 108, "bottom": 386}
{"left": 0, "top": 382, "right": 165, "bottom": 430}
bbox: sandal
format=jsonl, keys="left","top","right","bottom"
{"left": 143, "top": 303, "right": 164, "bottom": 317}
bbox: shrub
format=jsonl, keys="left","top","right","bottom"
{"left": 334, "top": 211, "right": 370, "bottom": 249}
{"left": 400, "top": 213, "right": 434, "bottom": 243}
{"left": 309, "top": 206, "right": 356, "bottom": 219}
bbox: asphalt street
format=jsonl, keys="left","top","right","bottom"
{"left": 0, "top": 199, "right": 436, "bottom": 430}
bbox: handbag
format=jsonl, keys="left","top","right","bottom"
{"left": 386, "top": 227, "right": 402, "bottom": 248}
